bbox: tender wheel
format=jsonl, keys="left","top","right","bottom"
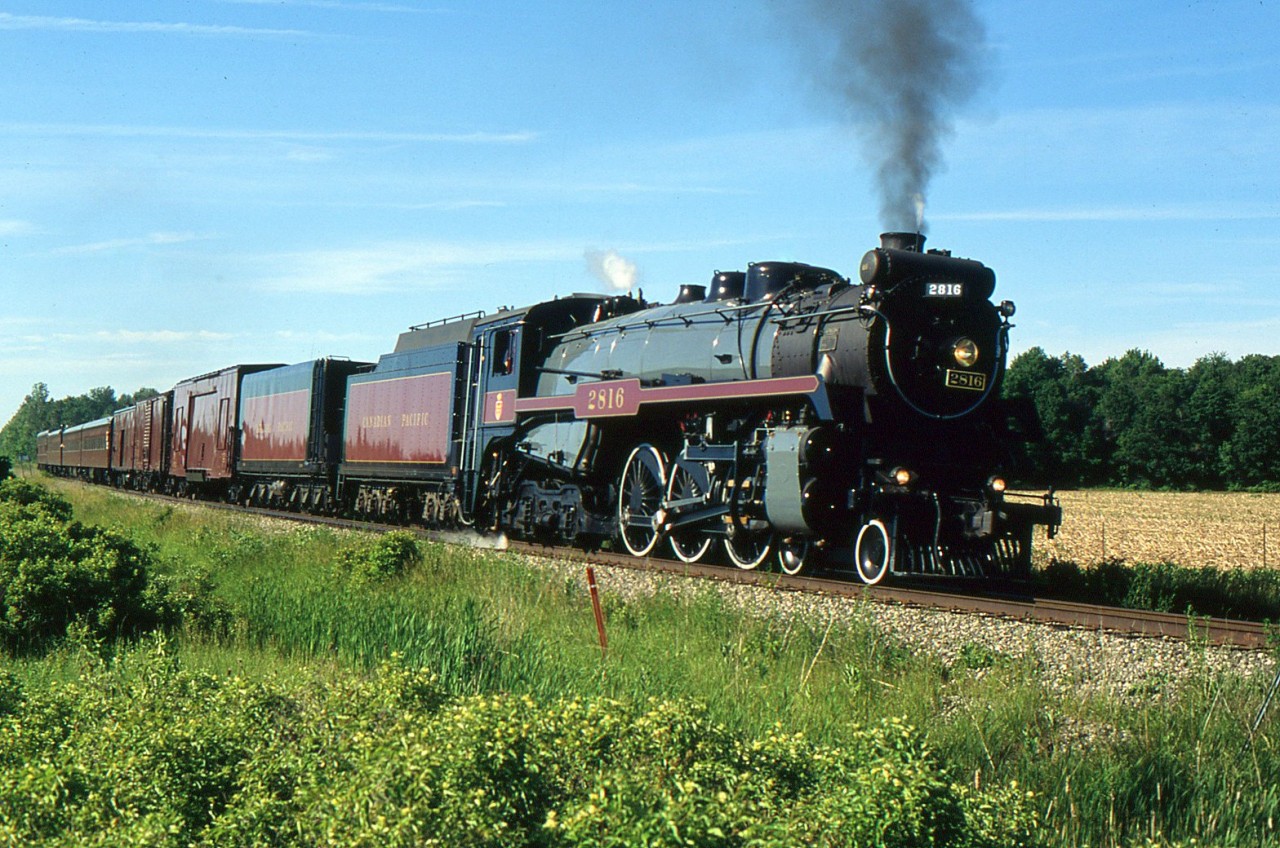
{"left": 776, "top": 537, "right": 812, "bottom": 576}
{"left": 618, "top": 445, "right": 667, "bottom": 557}
{"left": 666, "top": 459, "right": 713, "bottom": 564}
{"left": 724, "top": 528, "right": 773, "bottom": 570}
{"left": 854, "top": 519, "right": 892, "bottom": 585}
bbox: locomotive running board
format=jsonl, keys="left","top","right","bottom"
{"left": 500, "top": 374, "right": 832, "bottom": 422}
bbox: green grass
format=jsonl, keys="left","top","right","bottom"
{"left": 1035, "top": 556, "right": 1280, "bottom": 624}
{"left": 8, "top": 475, "right": 1280, "bottom": 846}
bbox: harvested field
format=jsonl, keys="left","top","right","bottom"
{"left": 1035, "top": 489, "right": 1280, "bottom": 570}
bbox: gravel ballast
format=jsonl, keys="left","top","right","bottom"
{"left": 529, "top": 553, "right": 1277, "bottom": 704}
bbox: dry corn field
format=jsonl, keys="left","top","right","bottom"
{"left": 1033, "top": 490, "right": 1280, "bottom": 570}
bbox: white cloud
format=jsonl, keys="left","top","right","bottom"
{"left": 987, "top": 103, "right": 1280, "bottom": 164}
{"left": 941, "top": 202, "right": 1280, "bottom": 224}
{"left": 0, "top": 220, "right": 36, "bottom": 237}
{"left": 1149, "top": 316, "right": 1280, "bottom": 365}
{"left": 1011, "top": 311, "right": 1280, "bottom": 370}
{"left": 215, "top": 0, "right": 428, "bottom": 11}
{"left": 272, "top": 329, "right": 376, "bottom": 344}
{"left": 0, "top": 122, "right": 538, "bottom": 145}
{"left": 562, "top": 181, "right": 750, "bottom": 197}
{"left": 285, "top": 199, "right": 509, "bottom": 211}
{"left": 61, "top": 330, "right": 235, "bottom": 345}
{"left": 258, "top": 240, "right": 583, "bottom": 294}
{"left": 0, "top": 12, "right": 316, "bottom": 38}
{"left": 52, "top": 232, "right": 214, "bottom": 255}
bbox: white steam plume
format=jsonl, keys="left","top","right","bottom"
{"left": 585, "top": 248, "right": 639, "bottom": 292}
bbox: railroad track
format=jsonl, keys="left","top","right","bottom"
{"left": 76, "top": 483, "right": 1279, "bottom": 651}
{"left": 503, "top": 540, "right": 1274, "bottom": 650}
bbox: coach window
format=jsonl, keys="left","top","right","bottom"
{"left": 492, "top": 329, "right": 516, "bottom": 376}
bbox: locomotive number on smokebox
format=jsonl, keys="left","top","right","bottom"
{"left": 945, "top": 370, "right": 987, "bottom": 391}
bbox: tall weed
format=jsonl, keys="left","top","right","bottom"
{"left": 1039, "top": 558, "right": 1280, "bottom": 621}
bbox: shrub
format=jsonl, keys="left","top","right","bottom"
{"left": 336, "top": 531, "right": 422, "bottom": 584}
{"left": 0, "top": 477, "right": 72, "bottom": 521}
{"left": 306, "top": 696, "right": 1032, "bottom": 848}
{"left": 0, "top": 480, "right": 173, "bottom": 651}
{"left": 0, "top": 645, "right": 1041, "bottom": 847}
{"left": 0, "top": 640, "right": 298, "bottom": 846}
{"left": 159, "top": 559, "right": 235, "bottom": 639}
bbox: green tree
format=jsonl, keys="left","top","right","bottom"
{"left": 1094, "top": 350, "right": 1197, "bottom": 488}
{"left": 1183, "top": 352, "right": 1237, "bottom": 488}
{"left": 0, "top": 382, "right": 53, "bottom": 462}
{"left": 0, "top": 384, "right": 158, "bottom": 465}
{"left": 1003, "top": 347, "right": 1107, "bottom": 486}
{"left": 1221, "top": 354, "right": 1280, "bottom": 488}
{"left": 119, "top": 387, "right": 161, "bottom": 408}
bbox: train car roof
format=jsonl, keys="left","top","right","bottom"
{"left": 394, "top": 313, "right": 484, "bottom": 353}
{"left": 174, "top": 363, "right": 287, "bottom": 385}
{"left": 62, "top": 417, "right": 111, "bottom": 433}
{"left": 395, "top": 293, "right": 639, "bottom": 353}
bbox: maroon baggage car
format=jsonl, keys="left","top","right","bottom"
{"left": 111, "top": 392, "right": 172, "bottom": 490}
{"left": 169, "top": 364, "right": 281, "bottom": 494}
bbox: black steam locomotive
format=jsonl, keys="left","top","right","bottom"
{"left": 39, "top": 232, "right": 1059, "bottom": 583}
{"left": 477, "top": 231, "right": 1059, "bottom": 581}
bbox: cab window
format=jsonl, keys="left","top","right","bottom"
{"left": 492, "top": 329, "right": 515, "bottom": 376}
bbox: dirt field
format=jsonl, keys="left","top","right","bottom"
{"left": 1032, "top": 490, "right": 1280, "bottom": 570}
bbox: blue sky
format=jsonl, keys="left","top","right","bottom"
{"left": 2, "top": 0, "right": 1279, "bottom": 426}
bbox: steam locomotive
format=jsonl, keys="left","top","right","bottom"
{"left": 37, "top": 232, "right": 1059, "bottom": 583}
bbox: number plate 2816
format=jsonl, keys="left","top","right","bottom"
{"left": 945, "top": 370, "right": 987, "bottom": 392}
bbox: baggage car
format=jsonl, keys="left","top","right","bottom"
{"left": 110, "top": 393, "right": 172, "bottom": 490}
{"left": 169, "top": 364, "right": 282, "bottom": 494}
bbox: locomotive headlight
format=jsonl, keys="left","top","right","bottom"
{"left": 988, "top": 476, "right": 1007, "bottom": 494}
{"left": 952, "top": 337, "right": 980, "bottom": 368}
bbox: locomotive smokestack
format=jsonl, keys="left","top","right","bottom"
{"left": 880, "top": 232, "right": 925, "bottom": 252}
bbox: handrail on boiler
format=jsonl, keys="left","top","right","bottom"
{"left": 410, "top": 310, "right": 485, "bottom": 331}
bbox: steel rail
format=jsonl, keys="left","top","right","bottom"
{"left": 503, "top": 541, "right": 1273, "bottom": 650}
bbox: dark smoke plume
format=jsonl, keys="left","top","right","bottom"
{"left": 796, "top": 0, "right": 987, "bottom": 232}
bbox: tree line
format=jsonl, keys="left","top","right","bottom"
{"left": 2, "top": 348, "right": 1279, "bottom": 491}
{"left": 0, "top": 383, "right": 159, "bottom": 463}
{"left": 1005, "top": 348, "right": 1280, "bottom": 490}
